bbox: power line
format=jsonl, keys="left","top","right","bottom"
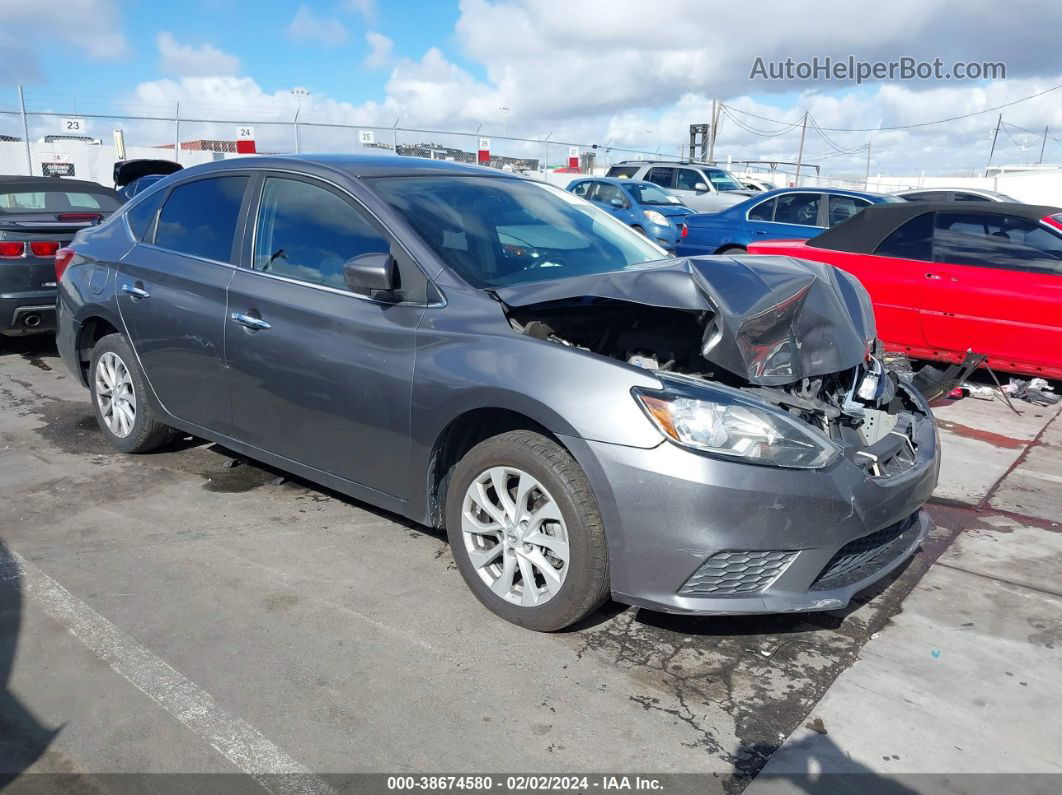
{"left": 722, "top": 83, "right": 1062, "bottom": 132}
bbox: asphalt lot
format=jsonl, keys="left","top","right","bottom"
{"left": 0, "top": 336, "right": 1006, "bottom": 792}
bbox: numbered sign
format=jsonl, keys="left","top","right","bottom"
{"left": 61, "top": 118, "right": 86, "bottom": 135}
{"left": 478, "top": 138, "right": 490, "bottom": 164}
{"left": 235, "top": 126, "right": 256, "bottom": 154}
{"left": 359, "top": 130, "right": 375, "bottom": 145}
{"left": 568, "top": 146, "right": 580, "bottom": 170}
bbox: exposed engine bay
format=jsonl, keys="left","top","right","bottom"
{"left": 505, "top": 295, "right": 928, "bottom": 478}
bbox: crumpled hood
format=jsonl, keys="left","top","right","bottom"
{"left": 494, "top": 255, "right": 877, "bottom": 386}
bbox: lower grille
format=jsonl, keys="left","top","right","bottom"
{"left": 811, "top": 513, "right": 921, "bottom": 591}
{"left": 679, "top": 550, "right": 797, "bottom": 597}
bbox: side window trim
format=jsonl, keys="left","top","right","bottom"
{"left": 144, "top": 172, "right": 254, "bottom": 267}
{"left": 243, "top": 170, "right": 429, "bottom": 304}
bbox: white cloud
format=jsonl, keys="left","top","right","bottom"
{"left": 286, "top": 5, "right": 349, "bottom": 47}
{"left": 117, "top": 1, "right": 1062, "bottom": 177}
{"left": 363, "top": 32, "right": 394, "bottom": 70}
{"left": 157, "top": 32, "right": 240, "bottom": 78}
{"left": 342, "top": 0, "right": 376, "bottom": 22}
{"left": 0, "top": 0, "right": 127, "bottom": 83}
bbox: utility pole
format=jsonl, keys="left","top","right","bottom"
{"left": 986, "top": 113, "right": 1002, "bottom": 172}
{"left": 793, "top": 111, "right": 808, "bottom": 187}
{"left": 863, "top": 142, "right": 872, "bottom": 190}
{"left": 707, "top": 99, "right": 717, "bottom": 163}
{"left": 1039, "top": 126, "right": 1049, "bottom": 164}
{"left": 18, "top": 85, "right": 32, "bottom": 176}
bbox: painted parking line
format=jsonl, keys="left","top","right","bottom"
{"left": 4, "top": 549, "right": 333, "bottom": 795}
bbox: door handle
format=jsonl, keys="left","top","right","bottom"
{"left": 121, "top": 284, "right": 150, "bottom": 299}
{"left": 924, "top": 272, "right": 942, "bottom": 280}
{"left": 754, "top": 230, "right": 767, "bottom": 235}
{"left": 230, "top": 312, "right": 271, "bottom": 331}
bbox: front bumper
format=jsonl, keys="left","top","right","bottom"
{"left": 561, "top": 409, "right": 939, "bottom": 615}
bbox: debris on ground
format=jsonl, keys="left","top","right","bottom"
{"left": 1004, "top": 377, "right": 1061, "bottom": 406}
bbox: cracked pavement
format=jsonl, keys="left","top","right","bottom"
{"left": 0, "top": 336, "right": 1024, "bottom": 791}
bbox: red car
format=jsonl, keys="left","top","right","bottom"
{"left": 748, "top": 202, "right": 1062, "bottom": 379}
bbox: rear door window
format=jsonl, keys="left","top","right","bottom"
{"left": 874, "top": 213, "right": 934, "bottom": 260}
{"left": 569, "top": 181, "right": 592, "bottom": 198}
{"left": 252, "top": 176, "right": 391, "bottom": 292}
{"left": 154, "top": 176, "right": 248, "bottom": 263}
{"left": 646, "top": 167, "right": 676, "bottom": 189}
{"left": 606, "top": 166, "right": 639, "bottom": 179}
{"left": 773, "top": 193, "right": 822, "bottom": 226}
{"left": 934, "top": 211, "right": 1062, "bottom": 273}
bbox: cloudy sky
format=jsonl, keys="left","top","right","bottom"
{"left": 2, "top": 0, "right": 1061, "bottom": 176}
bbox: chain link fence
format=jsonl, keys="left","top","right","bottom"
{"left": 1, "top": 89, "right": 689, "bottom": 188}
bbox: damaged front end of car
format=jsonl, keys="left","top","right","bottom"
{"left": 496, "top": 254, "right": 932, "bottom": 479}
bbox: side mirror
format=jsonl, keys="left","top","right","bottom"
{"left": 609, "top": 198, "right": 626, "bottom": 208}
{"left": 343, "top": 251, "right": 398, "bottom": 300}
{"left": 694, "top": 182, "right": 709, "bottom": 192}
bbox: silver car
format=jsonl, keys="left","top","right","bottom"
{"left": 57, "top": 155, "right": 939, "bottom": 631}
{"left": 607, "top": 160, "right": 755, "bottom": 212}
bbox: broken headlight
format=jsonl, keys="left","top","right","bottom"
{"left": 633, "top": 384, "right": 841, "bottom": 469}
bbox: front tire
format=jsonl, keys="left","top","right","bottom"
{"left": 88, "top": 333, "right": 174, "bottom": 453}
{"left": 445, "top": 430, "right": 610, "bottom": 631}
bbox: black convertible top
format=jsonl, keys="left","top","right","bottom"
{"left": 808, "top": 201, "right": 1062, "bottom": 254}
{"left": 0, "top": 174, "right": 118, "bottom": 193}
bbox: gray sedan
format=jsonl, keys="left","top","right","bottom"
{"left": 56, "top": 154, "right": 939, "bottom": 631}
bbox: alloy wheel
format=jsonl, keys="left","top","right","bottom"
{"left": 94, "top": 351, "right": 137, "bottom": 438}
{"left": 461, "top": 466, "right": 570, "bottom": 607}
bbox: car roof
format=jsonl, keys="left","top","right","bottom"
{"left": 808, "top": 201, "right": 1062, "bottom": 253}
{"left": 0, "top": 175, "right": 118, "bottom": 194}
{"left": 166, "top": 153, "right": 518, "bottom": 181}
{"left": 574, "top": 176, "right": 657, "bottom": 188}
{"left": 896, "top": 187, "right": 1008, "bottom": 196}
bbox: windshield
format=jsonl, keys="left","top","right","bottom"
{"left": 628, "top": 183, "right": 682, "bottom": 206}
{"left": 705, "top": 169, "right": 744, "bottom": 192}
{"left": 0, "top": 187, "right": 121, "bottom": 214}
{"left": 370, "top": 176, "right": 667, "bottom": 288}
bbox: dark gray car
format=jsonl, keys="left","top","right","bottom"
{"left": 1, "top": 176, "right": 122, "bottom": 337}
{"left": 56, "top": 155, "right": 939, "bottom": 631}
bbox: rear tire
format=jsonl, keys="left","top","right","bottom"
{"left": 717, "top": 244, "right": 747, "bottom": 254}
{"left": 88, "top": 333, "right": 174, "bottom": 454}
{"left": 445, "top": 430, "right": 610, "bottom": 631}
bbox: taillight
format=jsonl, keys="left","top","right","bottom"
{"left": 55, "top": 247, "right": 76, "bottom": 280}
{"left": 30, "top": 241, "right": 61, "bottom": 257}
{"left": 57, "top": 213, "right": 102, "bottom": 223}
{"left": 0, "top": 241, "right": 25, "bottom": 258}
{"left": 680, "top": 223, "right": 688, "bottom": 239}
{"left": 1042, "top": 214, "right": 1062, "bottom": 232}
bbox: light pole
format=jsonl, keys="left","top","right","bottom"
{"left": 291, "top": 88, "right": 311, "bottom": 154}
{"left": 499, "top": 104, "right": 510, "bottom": 138}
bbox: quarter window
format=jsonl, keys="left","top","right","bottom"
{"left": 607, "top": 167, "right": 639, "bottom": 179}
{"left": 901, "top": 191, "right": 947, "bottom": 203}
{"left": 125, "top": 189, "right": 166, "bottom": 242}
{"left": 874, "top": 213, "right": 933, "bottom": 261}
{"left": 747, "top": 198, "right": 775, "bottom": 222}
{"left": 593, "top": 183, "right": 627, "bottom": 207}
{"left": 934, "top": 211, "right": 1062, "bottom": 274}
{"left": 827, "top": 195, "right": 870, "bottom": 227}
{"left": 773, "top": 193, "right": 821, "bottom": 227}
{"left": 154, "top": 176, "right": 248, "bottom": 262}
{"left": 675, "top": 169, "right": 705, "bottom": 191}
{"left": 252, "top": 177, "right": 390, "bottom": 291}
